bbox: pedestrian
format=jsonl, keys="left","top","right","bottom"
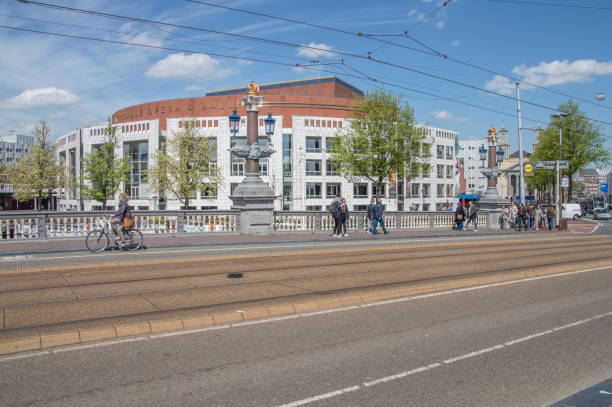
{"left": 527, "top": 203, "right": 535, "bottom": 230}
{"left": 534, "top": 204, "right": 544, "bottom": 231}
{"left": 371, "top": 198, "right": 388, "bottom": 235}
{"left": 509, "top": 201, "right": 517, "bottom": 230}
{"left": 516, "top": 203, "right": 528, "bottom": 231}
{"left": 366, "top": 198, "right": 376, "bottom": 234}
{"left": 464, "top": 200, "right": 478, "bottom": 232}
{"left": 546, "top": 205, "right": 555, "bottom": 231}
{"left": 340, "top": 198, "right": 349, "bottom": 237}
{"left": 500, "top": 204, "right": 509, "bottom": 230}
{"left": 454, "top": 202, "right": 465, "bottom": 231}
{"left": 331, "top": 194, "right": 342, "bottom": 238}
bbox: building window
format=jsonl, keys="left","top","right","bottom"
{"left": 283, "top": 134, "right": 292, "bottom": 177}
{"left": 306, "top": 183, "right": 322, "bottom": 198}
{"left": 437, "top": 184, "right": 445, "bottom": 197}
{"left": 326, "top": 160, "right": 338, "bottom": 176}
{"left": 446, "top": 146, "right": 453, "bottom": 160}
{"left": 422, "top": 144, "right": 431, "bottom": 158}
{"left": 326, "top": 183, "right": 341, "bottom": 198}
{"left": 283, "top": 182, "right": 292, "bottom": 202}
{"left": 446, "top": 165, "right": 454, "bottom": 179}
{"left": 372, "top": 183, "right": 386, "bottom": 198}
{"left": 306, "top": 205, "right": 322, "bottom": 211}
{"left": 446, "top": 184, "right": 454, "bottom": 196}
{"left": 437, "top": 164, "right": 444, "bottom": 178}
{"left": 305, "top": 137, "right": 321, "bottom": 153}
{"left": 305, "top": 159, "right": 322, "bottom": 176}
{"left": 232, "top": 160, "right": 245, "bottom": 176}
{"left": 325, "top": 137, "right": 337, "bottom": 151}
{"left": 201, "top": 184, "right": 217, "bottom": 199}
{"left": 422, "top": 184, "right": 430, "bottom": 197}
{"left": 259, "top": 159, "right": 269, "bottom": 176}
{"left": 421, "top": 164, "right": 431, "bottom": 178}
{"left": 353, "top": 183, "right": 368, "bottom": 198}
{"left": 437, "top": 145, "right": 444, "bottom": 159}
{"left": 411, "top": 183, "right": 420, "bottom": 197}
{"left": 123, "top": 141, "right": 148, "bottom": 199}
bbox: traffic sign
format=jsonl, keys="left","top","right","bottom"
{"left": 562, "top": 177, "right": 569, "bottom": 188}
{"left": 523, "top": 162, "right": 534, "bottom": 176}
{"left": 601, "top": 183, "right": 609, "bottom": 193}
{"left": 534, "top": 160, "right": 569, "bottom": 170}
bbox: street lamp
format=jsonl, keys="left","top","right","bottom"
{"left": 478, "top": 145, "right": 487, "bottom": 163}
{"left": 496, "top": 148, "right": 505, "bottom": 166}
{"left": 551, "top": 112, "right": 568, "bottom": 229}
{"left": 264, "top": 113, "right": 275, "bottom": 137}
{"left": 228, "top": 110, "right": 240, "bottom": 146}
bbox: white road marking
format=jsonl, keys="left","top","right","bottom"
{"left": 0, "top": 264, "right": 610, "bottom": 367}
{"left": 276, "top": 386, "right": 361, "bottom": 407}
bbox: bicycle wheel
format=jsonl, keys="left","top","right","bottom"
{"left": 86, "top": 229, "right": 109, "bottom": 253}
{"left": 124, "top": 229, "right": 143, "bottom": 250}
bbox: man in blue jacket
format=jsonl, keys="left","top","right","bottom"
{"left": 371, "top": 198, "right": 388, "bottom": 235}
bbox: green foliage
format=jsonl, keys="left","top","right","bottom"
{"left": 146, "top": 120, "right": 221, "bottom": 208}
{"left": 6, "top": 121, "right": 64, "bottom": 209}
{"left": 81, "top": 118, "right": 131, "bottom": 208}
{"left": 329, "top": 90, "right": 425, "bottom": 199}
{"left": 530, "top": 100, "right": 610, "bottom": 198}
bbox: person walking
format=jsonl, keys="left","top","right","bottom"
{"left": 331, "top": 194, "right": 342, "bottom": 238}
{"left": 500, "top": 204, "right": 509, "bottom": 230}
{"left": 110, "top": 192, "right": 131, "bottom": 248}
{"left": 527, "top": 203, "right": 535, "bottom": 230}
{"left": 371, "top": 198, "right": 388, "bottom": 235}
{"left": 516, "top": 203, "right": 528, "bottom": 231}
{"left": 509, "top": 201, "right": 518, "bottom": 230}
{"left": 454, "top": 203, "right": 465, "bottom": 231}
{"left": 546, "top": 205, "right": 555, "bottom": 231}
{"left": 366, "top": 198, "right": 376, "bottom": 234}
{"left": 340, "top": 198, "right": 349, "bottom": 237}
{"left": 464, "top": 200, "right": 478, "bottom": 232}
{"left": 535, "top": 204, "right": 544, "bottom": 231}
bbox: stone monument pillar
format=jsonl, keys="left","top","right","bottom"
{"left": 229, "top": 82, "right": 278, "bottom": 234}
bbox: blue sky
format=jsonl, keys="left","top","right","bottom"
{"left": 1, "top": 0, "right": 611, "bottom": 158}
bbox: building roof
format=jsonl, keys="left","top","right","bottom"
{"left": 508, "top": 150, "right": 530, "bottom": 159}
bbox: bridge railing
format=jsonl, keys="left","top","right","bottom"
{"left": 0, "top": 210, "right": 487, "bottom": 241}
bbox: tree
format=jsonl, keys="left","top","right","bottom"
{"left": 6, "top": 121, "right": 64, "bottom": 210}
{"left": 81, "top": 118, "right": 131, "bottom": 209}
{"left": 329, "top": 90, "right": 425, "bottom": 199}
{"left": 531, "top": 100, "right": 610, "bottom": 200}
{"left": 147, "top": 120, "right": 221, "bottom": 208}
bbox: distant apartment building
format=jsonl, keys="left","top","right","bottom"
{"left": 0, "top": 133, "right": 35, "bottom": 209}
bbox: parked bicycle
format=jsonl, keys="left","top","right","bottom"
{"left": 85, "top": 217, "right": 143, "bottom": 252}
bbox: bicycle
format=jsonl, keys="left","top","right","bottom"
{"left": 85, "top": 217, "right": 143, "bottom": 253}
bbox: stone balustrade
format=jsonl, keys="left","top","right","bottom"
{"left": 0, "top": 210, "right": 488, "bottom": 241}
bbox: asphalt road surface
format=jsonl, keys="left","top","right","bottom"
{"left": 0, "top": 264, "right": 610, "bottom": 406}
{"left": 0, "top": 233, "right": 611, "bottom": 406}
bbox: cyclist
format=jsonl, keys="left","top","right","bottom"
{"left": 110, "top": 192, "right": 131, "bottom": 248}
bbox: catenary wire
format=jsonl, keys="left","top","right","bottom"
{"left": 0, "top": 24, "right": 547, "bottom": 125}
{"left": 487, "top": 0, "right": 612, "bottom": 10}
{"left": 183, "top": 0, "right": 612, "bottom": 112}
{"left": 15, "top": 0, "right": 611, "bottom": 125}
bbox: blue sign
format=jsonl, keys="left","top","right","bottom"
{"left": 600, "top": 183, "right": 608, "bottom": 193}
{"left": 515, "top": 196, "right": 535, "bottom": 201}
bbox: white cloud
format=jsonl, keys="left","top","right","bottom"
{"left": 450, "top": 40, "right": 461, "bottom": 47}
{"left": 485, "top": 75, "right": 515, "bottom": 95}
{"left": 436, "top": 20, "right": 445, "bottom": 29}
{"left": 145, "top": 53, "right": 231, "bottom": 79}
{"left": 3, "top": 87, "right": 79, "bottom": 109}
{"left": 297, "top": 42, "right": 335, "bottom": 59}
{"left": 186, "top": 85, "right": 204, "bottom": 91}
{"left": 49, "top": 111, "right": 67, "bottom": 119}
{"left": 512, "top": 59, "right": 612, "bottom": 86}
{"left": 431, "top": 110, "right": 469, "bottom": 122}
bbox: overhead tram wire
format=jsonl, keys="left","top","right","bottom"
{"left": 184, "top": 0, "right": 612, "bottom": 112}
{"left": 0, "top": 12, "right": 305, "bottom": 63}
{"left": 0, "top": 24, "right": 544, "bottom": 126}
{"left": 13, "top": 1, "right": 612, "bottom": 125}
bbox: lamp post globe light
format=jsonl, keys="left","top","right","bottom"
{"left": 227, "top": 81, "right": 278, "bottom": 235}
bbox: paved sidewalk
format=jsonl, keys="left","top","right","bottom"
{"left": 0, "top": 219, "right": 592, "bottom": 256}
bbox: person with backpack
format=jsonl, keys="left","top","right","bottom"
{"left": 464, "top": 200, "right": 478, "bottom": 232}
{"left": 454, "top": 202, "right": 465, "bottom": 231}
{"left": 340, "top": 198, "right": 349, "bottom": 237}
{"left": 366, "top": 198, "right": 376, "bottom": 234}
{"left": 546, "top": 205, "right": 555, "bottom": 231}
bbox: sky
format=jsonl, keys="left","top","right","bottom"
{"left": 1, "top": 0, "right": 611, "bottom": 159}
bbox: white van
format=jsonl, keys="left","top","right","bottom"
{"left": 561, "top": 203, "right": 582, "bottom": 220}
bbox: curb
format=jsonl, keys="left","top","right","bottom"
{"left": 2, "top": 260, "right": 609, "bottom": 357}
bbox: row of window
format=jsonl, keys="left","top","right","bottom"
{"left": 120, "top": 122, "right": 151, "bottom": 134}
{"left": 178, "top": 119, "right": 219, "bottom": 129}
{"left": 304, "top": 119, "right": 343, "bottom": 129}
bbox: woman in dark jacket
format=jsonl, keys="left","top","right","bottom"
{"left": 340, "top": 198, "right": 349, "bottom": 237}
{"left": 454, "top": 203, "right": 465, "bottom": 231}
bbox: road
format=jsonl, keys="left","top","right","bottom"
{"left": 0, "top": 261, "right": 610, "bottom": 406}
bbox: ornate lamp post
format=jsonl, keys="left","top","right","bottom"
{"left": 228, "top": 81, "right": 278, "bottom": 234}
{"left": 478, "top": 125, "right": 506, "bottom": 228}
